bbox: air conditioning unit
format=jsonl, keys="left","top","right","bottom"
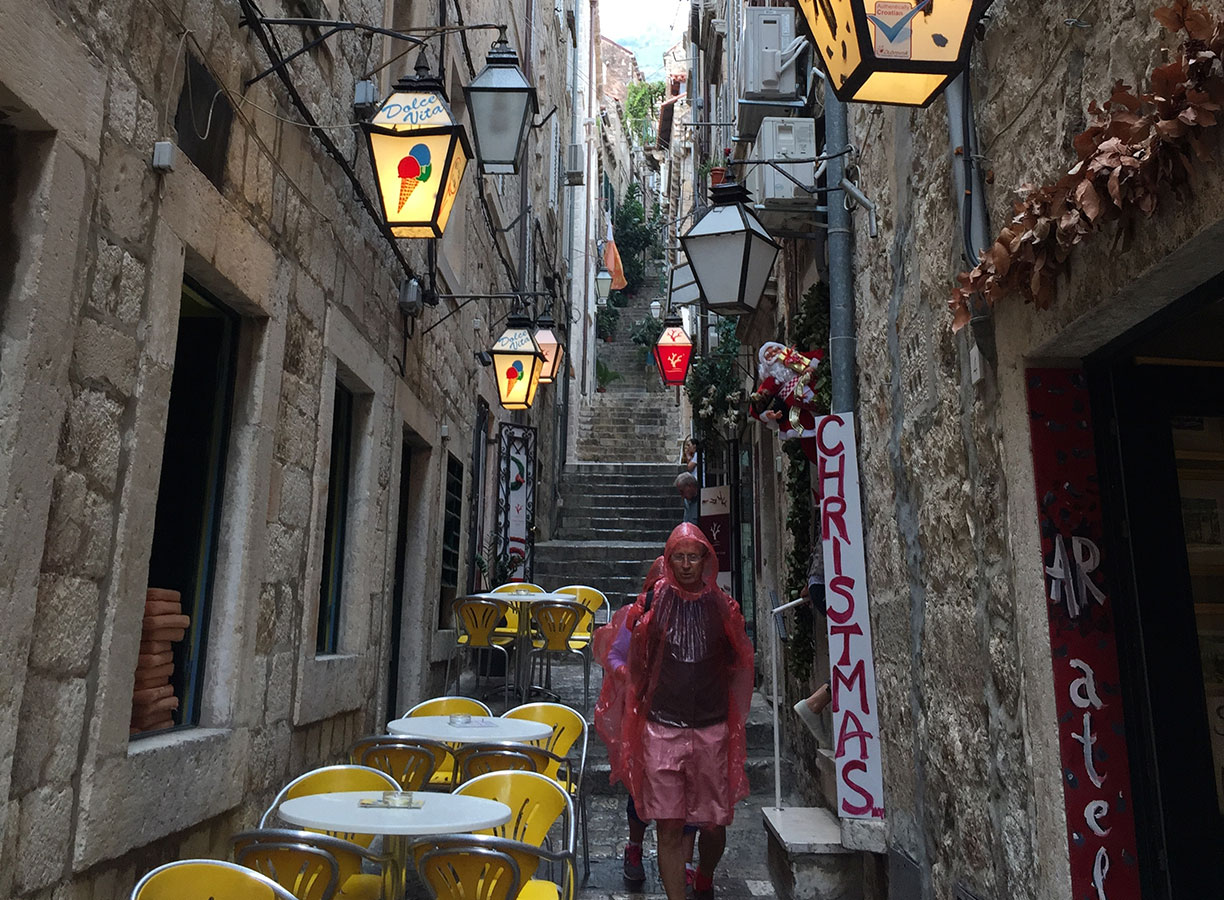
{"left": 736, "top": 7, "right": 808, "bottom": 141}
{"left": 565, "top": 143, "right": 584, "bottom": 185}
{"left": 747, "top": 117, "right": 821, "bottom": 232}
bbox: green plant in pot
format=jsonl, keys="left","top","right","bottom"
{"left": 595, "top": 305, "right": 619, "bottom": 341}
{"left": 630, "top": 314, "right": 665, "bottom": 365}
{"left": 595, "top": 359, "right": 622, "bottom": 393}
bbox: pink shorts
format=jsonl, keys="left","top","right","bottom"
{"left": 634, "top": 719, "right": 734, "bottom": 826}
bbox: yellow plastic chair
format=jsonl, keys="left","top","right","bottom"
{"left": 260, "top": 765, "right": 398, "bottom": 847}
{"left": 451, "top": 741, "right": 569, "bottom": 786}
{"left": 349, "top": 736, "right": 449, "bottom": 790}
{"left": 402, "top": 697, "right": 492, "bottom": 790}
{"left": 415, "top": 842, "right": 522, "bottom": 900}
{"left": 452, "top": 771, "right": 576, "bottom": 892}
{"left": 448, "top": 596, "right": 515, "bottom": 708}
{"left": 413, "top": 834, "right": 573, "bottom": 900}
{"left": 526, "top": 601, "right": 591, "bottom": 709}
{"left": 552, "top": 586, "right": 609, "bottom": 654}
{"left": 131, "top": 859, "right": 300, "bottom": 900}
{"left": 489, "top": 582, "right": 544, "bottom": 642}
{"left": 233, "top": 829, "right": 390, "bottom": 900}
{"left": 501, "top": 703, "right": 589, "bottom": 878}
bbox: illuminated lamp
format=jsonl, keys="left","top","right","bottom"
{"left": 362, "top": 53, "right": 473, "bottom": 238}
{"left": 594, "top": 266, "right": 612, "bottom": 305}
{"left": 534, "top": 314, "right": 564, "bottom": 385}
{"left": 797, "top": 0, "right": 993, "bottom": 107}
{"left": 490, "top": 313, "right": 545, "bottom": 409}
{"left": 654, "top": 314, "right": 694, "bottom": 387}
{"left": 680, "top": 181, "right": 780, "bottom": 317}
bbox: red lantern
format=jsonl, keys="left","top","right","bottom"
{"left": 654, "top": 314, "right": 693, "bottom": 386}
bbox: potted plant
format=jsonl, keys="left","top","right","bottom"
{"left": 630, "top": 314, "right": 666, "bottom": 366}
{"left": 595, "top": 305, "right": 619, "bottom": 341}
{"left": 708, "top": 147, "right": 732, "bottom": 185}
{"left": 595, "top": 359, "right": 622, "bottom": 393}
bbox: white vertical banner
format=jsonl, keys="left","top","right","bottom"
{"left": 815, "top": 413, "right": 885, "bottom": 820}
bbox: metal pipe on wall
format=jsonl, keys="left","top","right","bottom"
{"left": 823, "top": 84, "right": 855, "bottom": 415}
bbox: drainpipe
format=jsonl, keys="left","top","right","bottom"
{"left": 823, "top": 83, "right": 855, "bottom": 414}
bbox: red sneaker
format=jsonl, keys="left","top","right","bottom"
{"left": 623, "top": 843, "right": 645, "bottom": 883}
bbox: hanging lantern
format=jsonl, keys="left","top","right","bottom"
{"left": 362, "top": 53, "right": 473, "bottom": 238}
{"left": 797, "top": 0, "right": 992, "bottom": 107}
{"left": 463, "top": 30, "right": 538, "bottom": 174}
{"left": 595, "top": 266, "right": 613, "bottom": 305}
{"left": 534, "top": 314, "right": 564, "bottom": 385}
{"left": 490, "top": 313, "right": 545, "bottom": 409}
{"left": 654, "top": 314, "right": 694, "bottom": 387}
{"left": 680, "top": 181, "right": 780, "bottom": 317}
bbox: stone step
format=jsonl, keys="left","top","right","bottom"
{"left": 561, "top": 462, "right": 679, "bottom": 475}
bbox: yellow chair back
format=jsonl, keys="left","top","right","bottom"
{"left": 232, "top": 836, "right": 338, "bottom": 900}
{"left": 452, "top": 742, "right": 562, "bottom": 785}
{"left": 412, "top": 835, "right": 573, "bottom": 900}
{"left": 502, "top": 704, "right": 585, "bottom": 784}
{"left": 416, "top": 844, "right": 521, "bottom": 900}
{"left": 529, "top": 602, "right": 589, "bottom": 652}
{"left": 553, "top": 586, "right": 608, "bottom": 644}
{"left": 455, "top": 771, "right": 573, "bottom": 849}
{"left": 233, "top": 829, "right": 391, "bottom": 900}
{"left": 350, "top": 736, "right": 449, "bottom": 790}
{"left": 261, "top": 765, "right": 398, "bottom": 847}
{"left": 454, "top": 597, "right": 510, "bottom": 649}
{"left": 131, "top": 860, "right": 299, "bottom": 900}
{"left": 403, "top": 696, "right": 492, "bottom": 718}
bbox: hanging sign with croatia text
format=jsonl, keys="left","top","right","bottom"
{"left": 815, "top": 413, "right": 885, "bottom": 819}
{"left": 1025, "top": 368, "right": 1140, "bottom": 899}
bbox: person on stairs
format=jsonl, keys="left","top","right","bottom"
{"left": 675, "top": 472, "right": 700, "bottom": 525}
{"left": 594, "top": 524, "right": 754, "bottom": 900}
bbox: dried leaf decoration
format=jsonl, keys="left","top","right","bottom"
{"left": 950, "top": 2, "right": 1224, "bottom": 328}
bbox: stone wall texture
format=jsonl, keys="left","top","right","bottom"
{"left": 0, "top": 0, "right": 584, "bottom": 895}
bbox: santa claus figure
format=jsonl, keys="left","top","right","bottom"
{"left": 749, "top": 342, "right": 825, "bottom": 462}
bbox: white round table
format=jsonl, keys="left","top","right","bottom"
{"left": 387, "top": 715, "right": 553, "bottom": 744}
{"left": 277, "top": 790, "right": 510, "bottom": 836}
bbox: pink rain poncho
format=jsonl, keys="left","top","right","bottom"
{"left": 593, "top": 523, "right": 754, "bottom": 825}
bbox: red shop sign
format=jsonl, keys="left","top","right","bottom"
{"left": 1026, "top": 368, "right": 1140, "bottom": 899}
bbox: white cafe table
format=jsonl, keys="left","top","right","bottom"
{"left": 386, "top": 714, "right": 552, "bottom": 744}
{"left": 277, "top": 789, "right": 511, "bottom": 890}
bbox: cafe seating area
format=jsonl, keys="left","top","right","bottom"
{"left": 127, "top": 583, "right": 607, "bottom": 900}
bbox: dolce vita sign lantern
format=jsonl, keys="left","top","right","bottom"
{"left": 491, "top": 313, "right": 545, "bottom": 410}
{"left": 362, "top": 54, "right": 473, "bottom": 238}
{"left": 654, "top": 314, "right": 693, "bottom": 387}
{"left": 798, "top": 0, "right": 992, "bottom": 107}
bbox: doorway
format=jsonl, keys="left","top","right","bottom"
{"left": 1089, "top": 285, "right": 1224, "bottom": 897}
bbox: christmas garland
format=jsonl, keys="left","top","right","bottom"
{"left": 950, "top": 2, "right": 1224, "bottom": 329}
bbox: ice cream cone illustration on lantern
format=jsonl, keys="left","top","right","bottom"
{"left": 505, "top": 359, "right": 524, "bottom": 395}
{"left": 396, "top": 144, "right": 433, "bottom": 212}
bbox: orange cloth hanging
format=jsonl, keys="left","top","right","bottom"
{"left": 604, "top": 239, "right": 628, "bottom": 291}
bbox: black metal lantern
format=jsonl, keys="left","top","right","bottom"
{"left": 680, "top": 181, "right": 781, "bottom": 317}
{"left": 798, "top": 0, "right": 993, "bottom": 107}
{"left": 595, "top": 266, "right": 613, "bottom": 305}
{"left": 362, "top": 53, "right": 473, "bottom": 238}
{"left": 463, "top": 30, "right": 538, "bottom": 175}
{"left": 534, "top": 314, "right": 564, "bottom": 385}
{"left": 490, "top": 313, "right": 545, "bottom": 410}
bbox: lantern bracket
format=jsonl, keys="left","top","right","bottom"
{"left": 530, "top": 105, "right": 559, "bottom": 130}
{"left": 420, "top": 291, "right": 550, "bottom": 337}
{"left": 239, "top": 16, "right": 428, "bottom": 88}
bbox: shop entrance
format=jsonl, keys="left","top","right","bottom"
{"left": 1088, "top": 284, "right": 1224, "bottom": 897}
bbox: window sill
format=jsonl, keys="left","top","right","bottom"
{"left": 74, "top": 726, "right": 245, "bottom": 870}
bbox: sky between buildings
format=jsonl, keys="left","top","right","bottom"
{"left": 601, "top": 0, "right": 687, "bottom": 80}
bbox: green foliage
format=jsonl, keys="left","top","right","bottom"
{"left": 608, "top": 289, "right": 629, "bottom": 309}
{"left": 475, "top": 539, "right": 518, "bottom": 590}
{"left": 612, "top": 184, "right": 661, "bottom": 293}
{"left": 792, "top": 281, "right": 833, "bottom": 415}
{"left": 595, "top": 305, "right": 619, "bottom": 340}
{"left": 684, "top": 318, "right": 744, "bottom": 442}
{"left": 624, "top": 80, "right": 665, "bottom": 144}
{"left": 595, "top": 358, "right": 623, "bottom": 389}
{"left": 629, "top": 314, "right": 665, "bottom": 349}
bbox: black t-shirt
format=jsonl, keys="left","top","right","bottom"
{"left": 646, "top": 590, "right": 731, "bottom": 728}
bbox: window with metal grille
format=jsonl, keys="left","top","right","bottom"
{"left": 317, "top": 382, "right": 354, "bottom": 653}
{"left": 439, "top": 452, "right": 464, "bottom": 626}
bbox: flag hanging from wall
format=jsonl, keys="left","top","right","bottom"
{"left": 604, "top": 221, "right": 628, "bottom": 290}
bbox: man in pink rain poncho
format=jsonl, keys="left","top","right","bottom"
{"left": 594, "top": 523, "right": 755, "bottom": 900}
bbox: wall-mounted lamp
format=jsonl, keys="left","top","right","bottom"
{"left": 533, "top": 314, "right": 565, "bottom": 384}
{"left": 654, "top": 314, "right": 694, "bottom": 386}
{"left": 649, "top": 300, "right": 662, "bottom": 319}
{"left": 798, "top": 0, "right": 992, "bottom": 107}
{"left": 363, "top": 52, "right": 472, "bottom": 238}
{"left": 595, "top": 266, "right": 613, "bottom": 305}
{"left": 464, "top": 29, "right": 538, "bottom": 175}
{"left": 490, "top": 313, "right": 545, "bottom": 410}
{"left": 398, "top": 276, "right": 425, "bottom": 318}
{"left": 681, "top": 180, "right": 781, "bottom": 317}
{"left": 474, "top": 350, "right": 494, "bottom": 367}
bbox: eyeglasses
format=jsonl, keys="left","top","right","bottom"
{"left": 673, "top": 553, "right": 705, "bottom": 564}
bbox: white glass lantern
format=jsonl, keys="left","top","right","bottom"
{"left": 362, "top": 54, "right": 473, "bottom": 238}
{"left": 463, "top": 31, "right": 537, "bottom": 175}
{"left": 490, "top": 314, "right": 545, "bottom": 410}
{"left": 595, "top": 266, "right": 613, "bottom": 303}
{"left": 680, "top": 181, "right": 781, "bottom": 316}
{"left": 797, "top": 0, "right": 993, "bottom": 107}
{"left": 650, "top": 300, "right": 662, "bottom": 319}
{"left": 534, "top": 314, "right": 564, "bottom": 385}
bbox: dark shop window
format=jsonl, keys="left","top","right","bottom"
{"left": 317, "top": 382, "right": 355, "bottom": 654}
{"left": 174, "top": 52, "right": 233, "bottom": 191}
{"left": 439, "top": 453, "right": 464, "bottom": 627}
{"left": 140, "top": 281, "right": 238, "bottom": 735}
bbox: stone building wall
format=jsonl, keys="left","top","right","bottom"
{"left": 842, "top": 1, "right": 1224, "bottom": 898}
{"left": 0, "top": 0, "right": 582, "bottom": 896}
